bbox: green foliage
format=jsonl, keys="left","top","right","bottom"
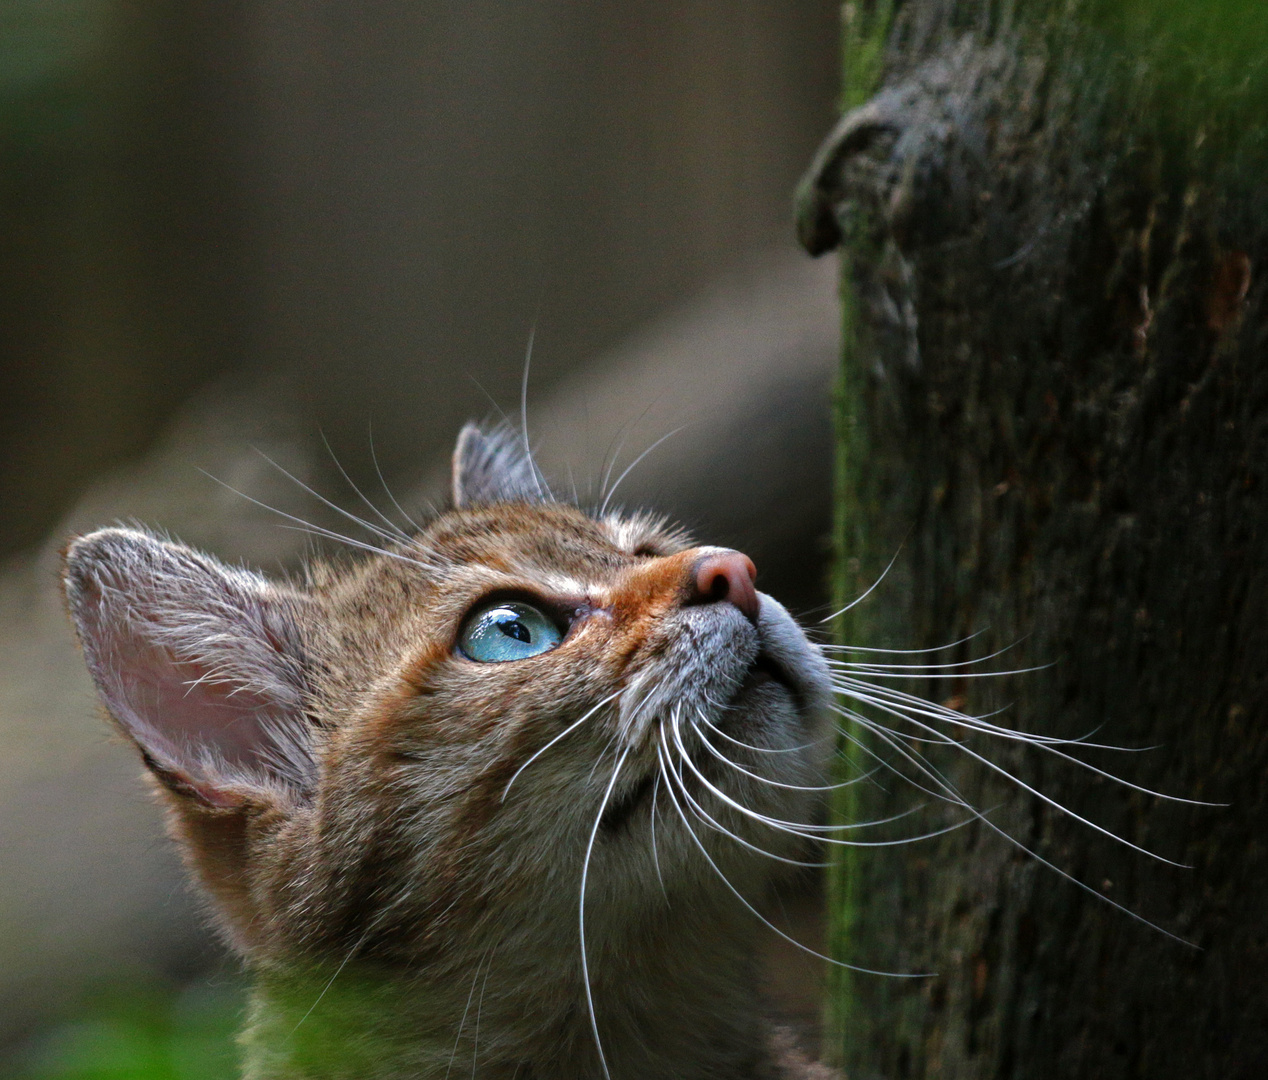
{"left": 8, "top": 983, "right": 243, "bottom": 1080}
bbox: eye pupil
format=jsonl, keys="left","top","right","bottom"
{"left": 499, "top": 618, "right": 531, "bottom": 643}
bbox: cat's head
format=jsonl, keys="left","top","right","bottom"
{"left": 63, "top": 424, "right": 832, "bottom": 972}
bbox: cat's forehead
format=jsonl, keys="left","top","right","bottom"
{"left": 418, "top": 502, "right": 689, "bottom": 576}
{"left": 302, "top": 502, "right": 693, "bottom": 619}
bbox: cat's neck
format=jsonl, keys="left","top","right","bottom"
{"left": 239, "top": 912, "right": 774, "bottom": 1080}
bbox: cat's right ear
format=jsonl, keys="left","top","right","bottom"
{"left": 63, "top": 528, "right": 316, "bottom": 812}
{"left": 451, "top": 422, "right": 546, "bottom": 507}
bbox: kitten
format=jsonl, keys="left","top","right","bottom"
{"left": 63, "top": 423, "right": 840, "bottom": 1080}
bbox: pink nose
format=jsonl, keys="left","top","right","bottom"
{"left": 691, "top": 550, "right": 759, "bottom": 623}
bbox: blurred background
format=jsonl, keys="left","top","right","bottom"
{"left": 1, "top": 2, "right": 843, "bottom": 1075}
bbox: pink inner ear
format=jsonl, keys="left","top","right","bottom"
{"left": 129, "top": 645, "right": 284, "bottom": 765}
{"left": 104, "top": 634, "right": 300, "bottom": 806}
{"left": 66, "top": 527, "right": 313, "bottom": 807}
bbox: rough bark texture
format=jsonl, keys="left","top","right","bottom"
{"left": 800, "top": 2, "right": 1268, "bottom": 1077}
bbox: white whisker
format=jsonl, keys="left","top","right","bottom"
{"left": 819, "top": 544, "right": 904, "bottom": 624}
{"left": 470, "top": 945, "right": 494, "bottom": 1079}
{"left": 446, "top": 947, "right": 492, "bottom": 1080}
{"left": 580, "top": 745, "right": 631, "bottom": 1080}
{"left": 664, "top": 708, "right": 824, "bottom": 866}
{"left": 649, "top": 773, "right": 668, "bottom": 898}
{"left": 820, "top": 630, "right": 989, "bottom": 655}
{"left": 664, "top": 744, "right": 827, "bottom": 866}
{"left": 831, "top": 663, "right": 1051, "bottom": 680}
{"left": 599, "top": 426, "right": 686, "bottom": 517}
{"left": 837, "top": 681, "right": 1042, "bottom": 742}
{"left": 823, "top": 638, "right": 1021, "bottom": 671}
{"left": 319, "top": 431, "right": 412, "bottom": 542}
{"left": 693, "top": 703, "right": 836, "bottom": 757}
{"left": 200, "top": 471, "right": 435, "bottom": 572}
{"left": 833, "top": 704, "right": 1196, "bottom": 946}
{"left": 674, "top": 784, "right": 829, "bottom": 865}
{"left": 677, "top": 714, "right": 968, "bottom": 847}
{"left": 691, "top": 711, "right": 886, "bottom": 795}
{"left": 838, "top": 677, "right": 1098, "bottom": 747}
{"left": 272, "top": 523, "right": 431, "bottom": 568}
{"left": 832, "top": 705, "right": 986, "bottom": 807}
{"left": 584, "top": 730, "right": 626, "bottom": 787}
{"left": 502, "top": 691, "right": 623, "bottom": 802}
{"left": 655, "top": 737, "right": 931, "bottom": 978}
{"left": 252, "top": 448, "right": 406, "bottom": 547}
{"left": 835, "top": 690, "right": 1190, "bottom": 865}
{"left": 596, "top": 429, "right": 630, "bottom": 509}
{"left": 595, "top": 399, "right": 653, "bottom": 505}
{"left": 368, "top": 422, "right": 424, "bottom": 532}
{"left": 519, "top": 326, "right": 551, "bottom": 502}
{"left": 289, "top": 906, "right": 393, "bottom": 1038}
{"left": 835, "top": 677, "right": 1219, "bottom": 806}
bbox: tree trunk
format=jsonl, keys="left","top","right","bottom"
{"left": 798, "top": 2, "right": 1268, "bottom": 1077}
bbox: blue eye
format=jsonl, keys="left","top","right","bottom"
{"left": 458, "top": 601, "right": 564, "bottom": 663}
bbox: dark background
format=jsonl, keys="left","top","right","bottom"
{"left": 1, "top": 0, "right": 839, "bottom": 555}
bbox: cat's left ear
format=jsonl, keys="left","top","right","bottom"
{"left": 451, "top": 422, "right": 546, "bottom": 507}
{"left": 63, "top": 527, "right": 316, "bottom": 812}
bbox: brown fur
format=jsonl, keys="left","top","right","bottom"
{"left": 63, "top": 425, "right": 841, "bottom": 1079}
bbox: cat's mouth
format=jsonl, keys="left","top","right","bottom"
{"left": 733, "top": 652, "right": 800, "bottom": 709}
{"left": 599, "top": 773, "right": 657, "bottom": 833}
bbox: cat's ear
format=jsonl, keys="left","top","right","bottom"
{"left": 63, "top": 528, "right": 315, "bottom": 811}
{"left": 451, "top": 422, "right": 546, "bottom": 507}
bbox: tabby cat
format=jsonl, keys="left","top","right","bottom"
{"left": 63, "top": 424, "right": 840, "bottom": 1079}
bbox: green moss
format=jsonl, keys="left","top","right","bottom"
{"left": 822, "top": 5, "right": 896, "bottom": 1064}
{"left": 8, "top": 982, "right": 244, "bottom": 1080}
{"left": 822, "top": 251, "right": 874, "bottom": 1065}
{"left": 840, "top": 0, "right": 896, "bottom": 112}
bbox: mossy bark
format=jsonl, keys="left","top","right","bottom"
{"left": 800, "top": 2, "right": 1268, "bottom": 1077}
